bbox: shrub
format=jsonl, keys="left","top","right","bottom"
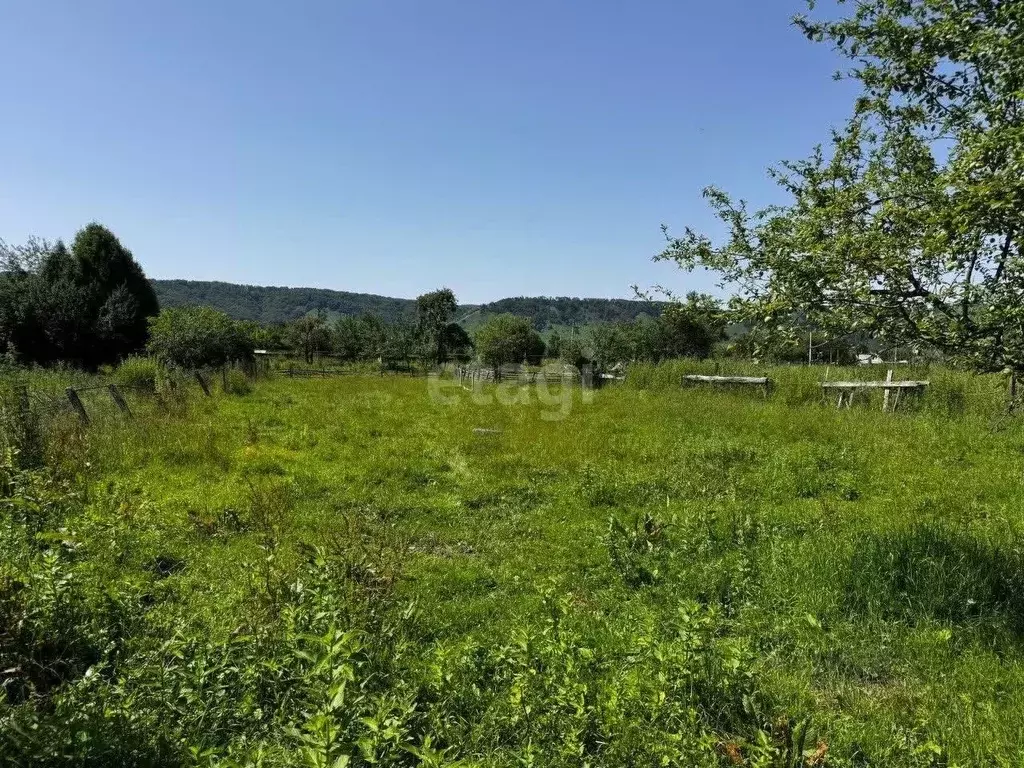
{"left": 475, "top": 314, "right": 545, "bottom": 366}
{"left": 113, "top": 356, "right": 159, "bottom": 392}
{"left": 147, "top": 306, "right": 253, "bottom": 370}
{"left": 420, "top": 588, "right": 778, "bottom": 765}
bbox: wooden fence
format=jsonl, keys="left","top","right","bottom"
{"left": 8, "top": 370, "right": 222, "bottom": 429}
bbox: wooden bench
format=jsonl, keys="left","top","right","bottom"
{"left": 821, "top": 378, "right": 929, "bottom": 411}
{"left": 682, "top": 374, "right": 773, "bottom": 398}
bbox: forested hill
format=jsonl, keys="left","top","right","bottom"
{"left": 151, "top": 279, "right": 666, "bottom": 329}
{"left": 152, "top": 280, "right": 421, "bottom": 325}
{"left": 470, "top": 296, "right": 666, "bottom": 331}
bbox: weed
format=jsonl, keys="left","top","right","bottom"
{"left": 605, "top": 510, "right": 672, "bottom": 586}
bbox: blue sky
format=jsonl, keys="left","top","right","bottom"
{"left": 1, "top": 0, "right": 856, "bottom": 303}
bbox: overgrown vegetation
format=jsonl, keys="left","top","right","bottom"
{"left": 625, "top": 358, "right": 1012, "bottom": 418}
{"left": 5, "top": 2, "right": 1024, "bottom": 763}
{"left": 147, "top": 305, "right": 254, "bottom": 370}
{"left": 475, "top": 314, "right": 546, "bottom": 367}
{"left": 2, "top": 366, "right": 1024, "bottom": 765}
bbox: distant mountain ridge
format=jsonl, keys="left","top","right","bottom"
{"left": 151, "top": 279, "right": 667, "bottom": 330}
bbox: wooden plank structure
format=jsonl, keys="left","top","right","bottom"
{"left": 821, "top": 374, "right": 929, "bottom": 411}
{"left": 682, "top": 374, "right": 773, "bottom": 398}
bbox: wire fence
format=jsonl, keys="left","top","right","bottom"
{"left": 6, "top": 357, "right": 1015, "bottom": 455}
{"left": 1, "top": 368, "right": 225, "bottom": 436}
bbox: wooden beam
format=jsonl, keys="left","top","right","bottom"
{"left": 683, "top": 375, "right": 771, "bottom": 385}
{"left": 821, "top": 380, "right": 929, "bottom": 390}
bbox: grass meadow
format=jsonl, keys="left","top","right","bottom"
{"left": 3, "top": 364, "right": 1024, "bottom": 765}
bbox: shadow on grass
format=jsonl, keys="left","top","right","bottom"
{"left": 845, "top": 523, "right": 1024, "bottom": 635}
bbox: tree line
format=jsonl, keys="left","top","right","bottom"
{"left": 256, "top": 291, "right": 725, "bottom": 369}
{"left": 0, "top": 223, "right": 917, "bottom": 375}
{"left": 0, "top": 231, "right": 727, "bottom": 375}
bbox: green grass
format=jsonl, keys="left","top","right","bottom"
{"left": 4, "top": 366, "right": 1024, "bottom": 765}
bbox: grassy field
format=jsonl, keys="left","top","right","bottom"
{"left": 3, "top": 366, "right": 1024, "bottom": 766}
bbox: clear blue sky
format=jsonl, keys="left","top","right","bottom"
{"left": 1, "top": 0, "right": 855, "bottom": 304}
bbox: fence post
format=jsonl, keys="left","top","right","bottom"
{"left": 16, "top": 385, "right": 30, "bottom": 424}
{"left": 882, "top": 369, "right": 893, "bottom": 412}
{"left": 195, "top": 371, "right": 211, "bottom": 396}
{"left": 107, "top": 384, "right": 132, "bottom": 417}
{"left": 65, "top": 387, "right": 90, "bottom": 426}
{"left": 1011, "top": 371, "right": 1018, "bottom": 413}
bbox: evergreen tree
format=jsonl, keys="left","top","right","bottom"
{"left": 0, "top": 226, "right": 158, "bottom": 367}
{"left": 71, "top": 223, "right": 158, "bottom": 366}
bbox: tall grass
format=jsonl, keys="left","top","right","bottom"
{"left": 625, "top": 358, "right": 1011, "bottom": 417}
{"left": 3, "top": 368, "right": 1024, "bottom": 764}
{"left": 0, "top": 359, "right": 256, "bottom": 472}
